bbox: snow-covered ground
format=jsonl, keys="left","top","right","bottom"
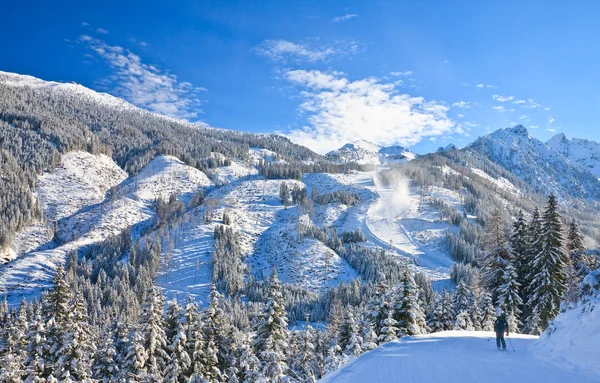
{"left": 320, "top": 331, "right": 598, "bottom": 383}
{"left": 532, "top": 270, "right": 600, "bottom": 377}
{"left": 0, "top": 153, "right": 214, "bottom": 304}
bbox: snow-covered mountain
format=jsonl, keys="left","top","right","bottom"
{"left": 467, "top": 125, "right": 600, "bottom": 199}
{"left": 326, "top": 140, "right": 416, "bottom": 165}
{"left": 546, "top": 133, "right": 600, "bottom": 179}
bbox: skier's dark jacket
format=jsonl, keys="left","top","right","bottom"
{"left": 494, "top": 317, "right": 508, "bottom": 335}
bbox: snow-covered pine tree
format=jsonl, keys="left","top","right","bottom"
{"left": 123, "top": 330, "right": 147, "bottom": 382}
{"left": 479, "top": 292, "right": 496, "bottom": 331}
{"left": 378, "top": 310, "right": 399, "bottom": 343}
{"left": 522, "top": 207, "right": 543, "bottom": 318}
{"left": 140, "top": 287, "right": 170, "bottom": 381}
{"left": 510, "top": 210, "right": 529, "bottom": 311}
{"left": 202, "top": 284, "right": 228, "bottom": 380}
{"left": 165, "top": 298, "right": 182, "bottom": 344}
{"left": 429, "top": 290, "right": 456, "bottom": 332}
{"left": 368, "top": 282, "right": 391, "bottom": 337}
{"left": 94, "top": 330, "right": 119, "bottom": 382}
{"left": 53, "top": 292, "right": 95, "bottom": 382}
{"left": 184, "top": 295, "right": 204, "bottom": 378}
{"left": 453, "top": 310, "right": 474, "bottom": 331}
{"left": 294, "top": 325, "right": 318, "bottom": 382}
{"left": 338, "top": 311, "right": 362, "bottom": 358}
{"left": 24, "top": 309, "right": 47, "bottom": 382}
{"left": 360, "top": 322, "right": 378, "bottom": 352}
{"left": 496, "top": 262, "right": 523, "bottom": 332}
{"left": 165, "top": 320, "right": 191, "bottom": 383}
{"left": 526, "top": 193, "right": 570, "bottom": 330}
{"left": 323, "top": 343, "right": 345, "bottom": 376}
{"left": 568, "top": 221, "right": 592, "bottom": 275}
{"left": 393, "top": 264, "right": 428, "bottom": 336}
{"left": 453, "top": 279, "right": 472, "bottom": 316}
{"left": 481, "top": 208, "right": 511, "bottom": 302}
{"left": 42, "top": 265, "right": 73, "bottom": 375}
{"left": 234, "top": 334, "right": 262, "bottom": 383}
{"left": 254, "top": 270, "right": 292, "bottom": 383}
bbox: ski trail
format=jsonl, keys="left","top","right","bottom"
{"left": 320, "top": 331, "right": 598, "bottom": 383}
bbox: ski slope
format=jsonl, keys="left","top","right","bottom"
{"left": 320, "top": 331, "right": 599, "bottom": 383}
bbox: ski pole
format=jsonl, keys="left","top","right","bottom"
{"left": 507, "top": 336, "right": 516, "bottom": 352}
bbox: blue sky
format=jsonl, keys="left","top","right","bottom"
{"left": 1, "top": 0, "right": 599, "bottom": 154}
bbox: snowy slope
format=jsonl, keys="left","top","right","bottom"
{"left": 532, "top": 269, "right": 600, "bottom": 377}
{"left": 546, "top": 133, "right": 600, "bottom": 179}
{"left": 0, "top": 151, "right": 128, "bottom": 263}
{"left": 326, "top": 140, "right": 415, "bottom": 165}
{"left": 319, "top": 331, "right": 597, "bottom": 383}
{"left": 468, "top": 125, "right": 600, "bottom": 199}
{"left": 0, "top": 153, "right": 215, "bottom": 303}
{"left": 0, "top": 71, "right": 136, "bottom": 112}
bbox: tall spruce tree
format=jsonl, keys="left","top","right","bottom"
{"left": 481, "top": 208, "right": 511, "bottom": 302}
{"left": 510, "top": 210, "right": 529, "bottom": 311}
{"left": 254, "top": 270, "right": 292, "bottom": 383}
{"left": 526, "top": 193, "right": 569, "bottom": 330}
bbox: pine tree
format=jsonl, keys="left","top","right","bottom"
{"left": 453, "top": 280, "right": 472, "bottom": 316}
{"left": 429, "top": 291, "right": 456, "bottom": 332}
{"left": 453, "top": 310, "right": 474, "bottom": 331}
{"left": 53, "top": 292, "right": 95, "bottom": 381}
{"left": 496, "top": 262, "right": 523, "bottom": 332}
{"left": 202, "top": 285, "right": 228, "bottom": 380}
{"left": 522, "top": 207, "right": 543, "bottom": 318}
{"left": 510, "top": 210, "right": 529, "bottom": 311}
{"left": 526, "top": 194, "right": 569, "bottom": 330}
{"left": 481, "top": 208, "right": 511, "bottom": 302}
{"left": 94, "top": 330, "right": 119, "bottom": 382}
{"left": 24, "top": 309, "right": 47, "bottom": 382}
{"left": 235, "top": 334, "right": 262, "bottom": 383}
{"left": 123, "top": 330, "right": 147, "bottom": 382}
{"left": 338, "top": 311, "right": 362, "bottom": 358}
{"left": 140, "top": 287, "right": 170, "bottom": 381}
{"left": 360, "top": 323, "right": 378, "bottom": 352}
{"left": 393, "top": 265, "right": 428, "bottom": 336}
{"left": 254, "top": 270, "right": 291, "bottom": 383}
{"left": 479, "top": 292, "right": 496, "bottom": 331}
{"left": 378, "top": 310, "right": 399, "bottom": 343}
{"left": 165, "top": 321, "right": 191, "bottom": 383}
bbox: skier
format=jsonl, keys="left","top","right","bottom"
{"left": 494, "top": 313, "right": 509, "bottom": 351}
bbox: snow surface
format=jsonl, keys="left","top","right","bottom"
{"left": 319, "top": 331, "right": 598, "bottom": 383}
{"left": 532, "top": 269, "right": 600, "bottom": 377}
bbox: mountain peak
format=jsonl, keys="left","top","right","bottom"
{"left": 507, "top": 124, "right": 529, "bottom": 137}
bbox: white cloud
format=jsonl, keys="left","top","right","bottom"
{"left": 96, "top": 28, "right": 108, "bottom": 34}
{"left": 530, "top": 125, "right": 539, "bottom": 129}
{"left": 523, "top": 99, "right": 540, "bottom": 108}
{"left": 549, "top": 116, "right": 555, "bottom": 124}
{"left": 256, "top": 39, "right": 354, "bottom": 62}
{"left": 492, "top": 105, "right": 506, "bottom": 112}
{"left": 390, "top": 71, "right": 412, "bottom": 77}
{"left": 544, "top": 107, "right": 551, "bottom": 111}
{"left": 331, "top": 14, "right": 358, "bottom": 22}
{"left": 78, "top": 35, "right": 205, "bottom": 121}
{"left": 452, "top": 101, "right": 473, "bottom": 108}
{"left": 456, "top": 113, "right": 464, "bottom": 118}
{"left": 547, "top": 128, "right": 556, "bottom": 132}
{"left": 519, "top": 115, "right": 527, "bottom": 120}
{"left": 476, "top": 83, "right": 495, "bottom": 89}
{"left": 492, "top": 94, "right": 514, "bottom": 102}
{"left": 513, "top": 99, "right": 526, "bottom": 104}
{"left": 283, "top": 70, "right": 454, "bottom": 154}
{"left": 81, "top": 21, "right": 90, "bottom": 27}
